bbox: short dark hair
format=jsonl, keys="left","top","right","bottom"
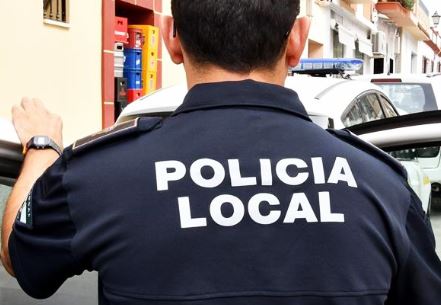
{"left": 171, "top": 0, "right": 300, "bottom": 73}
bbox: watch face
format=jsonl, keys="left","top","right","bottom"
{"left": 34, "top": 136, "right": 50, "bottom": 147}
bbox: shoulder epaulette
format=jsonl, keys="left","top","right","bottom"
{"left": 66, "top": 117, "right": 162, "bottom": 157}
{"left": 327, "top": 128, "right": 408, "bottom": 180}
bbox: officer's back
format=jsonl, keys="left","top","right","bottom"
{"left": 3, "top": 1, "right": 441, "bottom": 305}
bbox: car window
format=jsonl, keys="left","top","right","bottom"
{"left": 343, "top": 103, "right": 363, "bottom": 127}
{"left": 0, "top": 183, "right": 12, "bottom": 233}
{"left": 416, "top": 146, "right": 441, "bottom": 158}
{"left": 389, "top": 147, "right": 440, "bottom": 159}
{"left": 379, "top": 95, "right": 398, "bottom": 117}
{"left": 377, "top": 83, "right": 437, "bottom": 114}
{"left": 357, "top": 93, "right": 385, "bottom": 122}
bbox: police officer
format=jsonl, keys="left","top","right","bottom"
{"left": 2, "top": 0, "right": 441, "bottom": 304}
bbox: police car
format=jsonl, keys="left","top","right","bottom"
{"left": 357, "top": 74, "right": 441, "bottom": 208}
{"left": 288, "top": 58, "right": 400, "bottom": 128}
{"left": 117, "top": 78, "right": 398, "bottom": 130}
{"left": 285, "top": 75, "right": 399, "bottom": 128}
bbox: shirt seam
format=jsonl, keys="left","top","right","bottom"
{"left": 61, "top": 154, "right": 84, "bottom": 271}
{"left": 102, "top": 285, "right": 389, "bottom": 301}
{"left": 172, "top": 103, "right": 312, "bottom": 122}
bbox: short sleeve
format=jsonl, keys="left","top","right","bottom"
{"left": 388, "top": 191, "right": 441, "bottom": 304}
{"left": 8, "top": 156, "right": 84, "bottom": 299}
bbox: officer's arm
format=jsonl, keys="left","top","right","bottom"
{"left": 0, "top": 149, "right": 58, "bottom": 276}
{"left": 388, "top": 191, "right": 441, "bottom": 303}
{"left": 0, "top": 98, "right": 62, "bottom": 276}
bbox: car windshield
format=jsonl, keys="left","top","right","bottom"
{"left": 377, "top": 83, "right": 437, "bottom": 114}
{"left": 391, "top": 147, "right": 441, "bottom": 159}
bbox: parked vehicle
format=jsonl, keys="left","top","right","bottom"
{"left": 357, "top": 74, "right": 441, "bottom": 207}
{"left": 356, "top": 74, "right": 441, "bottom": 114}
{"left": 285, "top": 76, "right": 399, "bottom": 128}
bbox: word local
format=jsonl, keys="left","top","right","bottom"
{"left": 155, "top": 157, "right": 358, "bottom": 229}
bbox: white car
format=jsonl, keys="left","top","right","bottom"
{"left": 357, "top": 74, "right": 441, "bottom": 207}
{"left": 116, "top": 82, "right": 430, "bottom": 214}
{"left": 356, "top": 74, "right": 441, "bottom": 114}
{"left": 284, "top": 76, "right": 400, "bottom": 128}
{"left": 118, "top": 76, "right": 399, "bottom": 130}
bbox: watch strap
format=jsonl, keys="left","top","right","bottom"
{"left": 24, "top": 136, "right": 63, "bottom": 156}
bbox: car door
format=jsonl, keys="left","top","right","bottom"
{"left": 0, "top": 139, "right": 22, "bottom": 229}
{"left": 347, "top": 111, "right": 441, "bottom": 217}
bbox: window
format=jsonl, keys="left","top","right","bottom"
{"left": 343, "top": 103, "right": 363, "bottom": 127}
{"left": 43, "top": 0, "right": 68, "bottom": 23}
{"left": 377, "top": 83, "right": 437, "bottom": 114}
{"left": 423, "top": 57, "right": 429, "bottom": 74}
{"left": 333, "top": 30, "right": 344, "bottom": 58}
{"left": 378, "top": 95, "right": 398, "bottom": 117}
{"left": 354, "top": 41, "right": 364, "bottom": 61}
{"left": 416, "top": 147, "right": 441, "bottom": 159}
{"left": 358, "top": 93, "right": 385, "bottom": 122}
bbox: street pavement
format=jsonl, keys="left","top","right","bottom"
{"left": 1, "top": 213, "right": 441, "bottom": 304}
{"left": 0, "top": 269, "right": 97, "bottom": 305}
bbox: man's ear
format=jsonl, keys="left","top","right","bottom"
{"left": 161, "top": 16, "right": 184, "bottom": 64}
{"left": 286, "top": 17, "right": 311, "bottom": 68}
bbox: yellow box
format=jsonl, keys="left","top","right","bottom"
{"left": 129, "top": 25, "right": 159, "bottom": 73}
{"left": 142, "top": 71, "right": 157, "bottom": 95}
{"left": 128, "top": 25, "right": 159, "bottom": 51}
{"left": 145, "top": 49, "right": 158, "bottom": 73}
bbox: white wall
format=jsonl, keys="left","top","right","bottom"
{"left": 400, "top": 31, "right": 419, "bottom": 73}
{"left": 419, "top": 41, "right": 437, "bottom": 73}
{"left": 0, "top": 0, "right": 102, "bottom": 145}
{"left": 161, "top": 0, "right": 187, "bottom": 88}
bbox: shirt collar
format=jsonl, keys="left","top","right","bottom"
{"left": 172, "top": 79, "right": 311, "bottom": 122}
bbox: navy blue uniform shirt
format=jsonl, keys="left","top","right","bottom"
{"left": 9, "top": 80, "right": 441, "bottom": 304}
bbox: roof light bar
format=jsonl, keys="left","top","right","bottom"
{"left": 290, "top": 58, "right": 364, "bottom": 76}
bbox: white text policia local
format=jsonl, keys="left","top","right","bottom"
{"left": 155, "top": 157, "right": 357, "bottom": 229}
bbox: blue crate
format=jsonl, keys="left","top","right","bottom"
{"left": 124, "top": 48, "right": 142, "bottom": 70}
{"left": 123, "top": 68, "right": 142, "bottom": 89}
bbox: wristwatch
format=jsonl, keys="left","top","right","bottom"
{"left": 24, "top": 136, "right": 63, "bottom": 156}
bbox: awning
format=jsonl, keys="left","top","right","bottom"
{"left": 338, "top": 25, "right": 355, "bottom": 50}
{"left": 357, "top": 36, "right": 373, "bottom": 57}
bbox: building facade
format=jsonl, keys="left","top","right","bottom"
{"left": 1, "top": 0, "right": 440, "bottom": 144}
{"left": 0, "top": 0, "right": 103, "bottom": 145}
{"left": 301, "top": 0, "right": 441, "bottom": 75}
{"left": 0, "top": 0, "right": 181, "bottom": 144}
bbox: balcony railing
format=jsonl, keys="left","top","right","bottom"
{"left": 43, "top": 0, "right": 67, "bottom": 23}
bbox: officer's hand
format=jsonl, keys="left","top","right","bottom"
{"left": 12, "top": 98, "right": 63, "bottom": 149}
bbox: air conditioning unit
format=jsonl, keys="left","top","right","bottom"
{"left": 373, "top": 31, "right": 387, "bottom": 56}
{"left": 315, "top": 0, "right": 332, "bottom": 7}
